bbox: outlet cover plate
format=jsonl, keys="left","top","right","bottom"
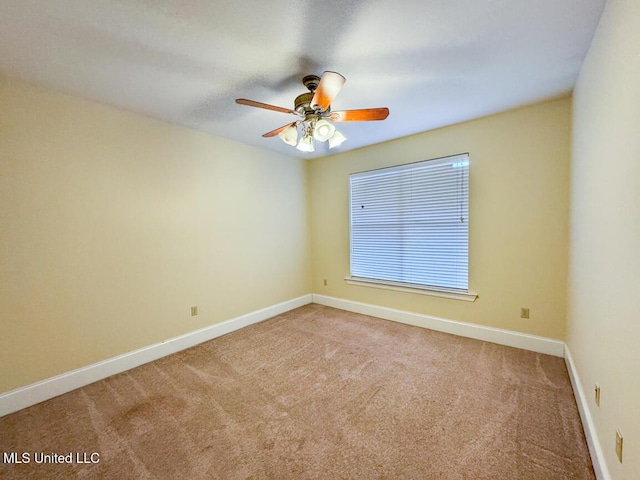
{"left": 615, "top": 430, "right": 623, "bottom": 463}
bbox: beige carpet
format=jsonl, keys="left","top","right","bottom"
{"left": 0, "top": 304, "right": 594, "bottom": 479}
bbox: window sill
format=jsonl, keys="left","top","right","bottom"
{"left": 344, "top": 276, "right": 478, "bottom": 302}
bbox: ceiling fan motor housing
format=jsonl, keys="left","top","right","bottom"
{"left": 296, "top": 75, "right": 333, "bottom": 116}
{"left": 294, "top": 92, "right": 314, "bottom": 115}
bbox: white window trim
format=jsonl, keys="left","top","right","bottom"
{"left": 345, "top": 276, "right": 478, "bottom": 302}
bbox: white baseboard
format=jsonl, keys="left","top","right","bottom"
{"left": 564, "top": 345, "right": 610, "bottom": 480}
{"left": 0, "top": 294, "right": 312, "bottom": 417}
{"left": 312, "top": 294, "right": 565, "bottom": 357}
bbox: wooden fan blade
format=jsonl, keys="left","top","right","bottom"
{"left": 263, "top": 122, "right": 297, "bottom": 138}
{"left": 311, "top": 71, "right": 346, "bottom": 111}
{"left": 236, "top": 98, "right": 301, "bottom": 116}
{"left": 329, "top": 108, "right": 390, "bottom": 122}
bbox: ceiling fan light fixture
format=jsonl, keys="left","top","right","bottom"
{"left": 236, "top": 71, "right": 388, "bottom": 153}
{"left": 328, "top": 130, "right": 347, "bottom": 149}
{"left": 278, "top": 125, "right": 298, "bottom": 146}
{"left": 313, "top": 119, "right": 335, "bottom": 142}
{"left": 296, "top": 134, "right": 315, "bottom": 152}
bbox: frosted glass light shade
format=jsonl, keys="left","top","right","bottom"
{"left": 313, "top": 119, "right": 335, "bottom": 142}
{"left": 296, "top": 134, "right": 315, "bottom": 152}
{"left": 328, "top": 130, "right": 347, "bottom": 149}
{"left": 278, "top": 125, "right": 298, "bottom": 146}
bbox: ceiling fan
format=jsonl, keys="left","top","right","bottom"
{"left": 236, "top": 71, "right": 389, "bottom": 152}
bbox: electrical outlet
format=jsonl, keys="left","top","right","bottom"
{"left": 520, "top": 308, "right": 530, "bottom": 319}
{"left": 191, "top": 306, "right": 198, "bottom": 316}
{"left": 323, "top": 279, "right": 328, "bottom": 286}
{"left": 595, "top": 384, "right": 600, "bottom": 406}
{"left": 615, "top": 430, "right": 623, "bottom": 463}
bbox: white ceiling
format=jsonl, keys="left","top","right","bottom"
{"left": 0, "top": 0, "right": 605, "bottom": 159}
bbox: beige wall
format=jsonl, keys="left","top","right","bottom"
{"left": 0, "top": 75, "right": 576, "bottom": 405}
{"left": 309, "top": 98, "right": 571, "bottom": 339}
{"left": 0, "top": 77, "right": 311, "bottom": 393}
{"left": 568, "top": 0, "right": 640, "bottom": 477}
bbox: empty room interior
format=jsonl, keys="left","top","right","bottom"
{"left": 0, "top": 0, "right": 638, "bottom": 479}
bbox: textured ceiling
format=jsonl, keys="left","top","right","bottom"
{"left": 0, "top": 0, "right": 605, "bottom": 159}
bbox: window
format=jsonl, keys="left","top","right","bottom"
{"left": 348, "top": 153, "right": 474, "bottom": 300}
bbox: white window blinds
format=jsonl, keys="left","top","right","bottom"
{"left": 349, "top": 154, "right": 469, "bottom": 292}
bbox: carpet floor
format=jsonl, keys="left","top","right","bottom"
{"left": 0, "top": 304, "right": 594, "bottom": 479}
